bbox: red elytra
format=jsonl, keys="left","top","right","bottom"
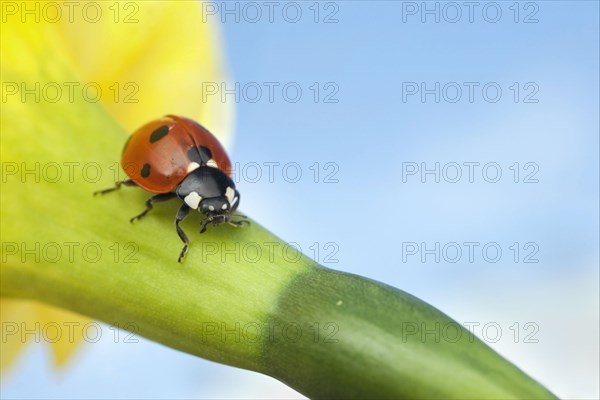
{"left": 96, "top": 115, "right": 247, "bottom": 263}
{"left": 121, "top": 115, "right": 232, "bottom": 193}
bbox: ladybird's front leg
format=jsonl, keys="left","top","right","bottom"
{"left": 227, "top": 219, "right": 250, "bottom": 228}
{"left": 199, "top": 218, "right": 210, "bottom": 234}
{"left": 227, "top": 189, "right": 249, "bottom": 228}
{"left": 228, "top": 213, "right": 249, "bottom": 228}
{"left": 130, "top": 192, "right": 177, "bottom": 223}
{"left": 93, "top": 179, "right": 137, "bottom": 196}
{"left": 175, "top": 204, "right": 191, "bottom": 263}
{"left": 229, "top": 190, "right": 241, "bottom": 214}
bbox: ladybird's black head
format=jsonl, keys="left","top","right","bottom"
{"left": 176, "top": 166, "right": 240, "bottom": 230}
{"left": 198, "top": 195, "right": 239, "bottom": 233}
{"left": 199, "top": 196, "right": 231, "bottom": 219}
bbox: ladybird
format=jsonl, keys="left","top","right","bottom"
{"left": 95, "top": 115, "right": 248, "bottom": 262}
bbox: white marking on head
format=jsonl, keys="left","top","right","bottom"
{"left": 184, "top": 192, "right": 202, "bottom": 209}
{"left": 208, "top": 205, "right": 215, "bottom": 211}
{"left": 225, "top": 187, "right": 235, "bottom": 204}
{"left": 221, "top": 203, "right": 228, "bottom": 210}
{"left": 187, "top": 162, "right": 200, "bottom": 173}
{"left": 207, "top": 159, "right": 218, "bottom": 168}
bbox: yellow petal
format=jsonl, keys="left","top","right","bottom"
{"left": 36, "top": 303, "right": 90, "bottom": 368}
{"left": 1, "top": 0, "right": 231, "bottom": 370}
{"left": 0, "top": 299, "right": 90, "bottom": 370}
{"left": 0, "top": 299, "right": 33, "bottom": 370}
{"left": 54, "top": 1, "right": 233, "bottom": 145}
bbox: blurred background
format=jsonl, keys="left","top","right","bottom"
{"left": 2, "top": 1, "right": 598, "bottom": 398}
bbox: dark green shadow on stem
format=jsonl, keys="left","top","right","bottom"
{"left": 262, "top": 267, "right": 557, "bottom": 399}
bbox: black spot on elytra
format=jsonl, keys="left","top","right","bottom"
{"left": 187, "top": 146, "right": 212, "bottom": 165}
{"left": 149, "top": 125, "right": 170, "bottom": 143}
{"left": 141, "top": 163, "right": 151, "bottom": 178}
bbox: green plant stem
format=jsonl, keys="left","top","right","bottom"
{"left": 1, "top": 35, "right": 556, "bottom": 398}
{"left": 2, "top": 223, "right": 556, "bottom": 398}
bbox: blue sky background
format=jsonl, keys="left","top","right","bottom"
{"left": 2, "top": 1, "right": 599, "bottom": 399}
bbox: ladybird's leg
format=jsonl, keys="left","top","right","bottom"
{"left": 130, "top": 192, "right": 177, "bottom": 223}
{"left": 228, "top": 219, "right": 250, "bottom": 228}
{"left": 227, "top": 190, "right": 249, "bottom": 227}
{"left": 93, "top": 180, "right": 137, "bottom": 196}
{"left": 200, "top": 218, "right": 210, "bottom": 234}
{"left": 229, "top": 190, "right": 242, "bottom": 214}
{"left": 175, "top": 204, "right": 191, "bottom": 263}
